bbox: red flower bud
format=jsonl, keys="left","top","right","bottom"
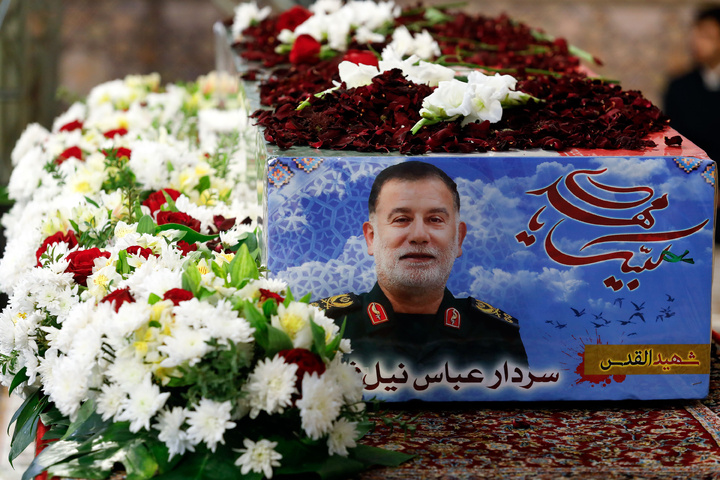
{"left": 142, "top": 189, "right": 181, "bottom": 215}
{"left": 125, "top": 245, "right": 156, "bottom": 259}
{"left": 342, "top": 50, "right": 379, "bottom": 67}
{"left": 58, "top": 120, "right": 83, "bottom": 132}
{"left": 101, "top": 287, "right": 135, "bottom": 313}
{"left": 289, "top": 34, "right": 321, "bottom": 64}
{"left": 55, "top": 146, "right": 83, "bottom": 165}
{"left": 103, "top": 128, "right": 128, "bottom": 139}
{"left": 156, "top": 211, "right": 202, "bottom": 233}
{"left": 36, "top": 230, "right": 78, "bottom": 267}
{"left": 276, "top": 6, "right": 312, "bottom": 33}
{"left": 279, "top": 349, "right": 326, "bottom": 398}
{"left": 65, "top": 248, "right": 111, "bottom": 286}
{"left": 163, "top": 288, "right": 195, "bottom": 306}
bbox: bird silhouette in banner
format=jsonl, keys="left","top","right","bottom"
{"left": 630, "top": 311, "right": 646, "bottom": 323}
{"left": 571, "top": 307, "right": 586, "bottom": 317}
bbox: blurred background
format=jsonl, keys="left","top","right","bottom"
{"left": 0, "top": 1, "right": 716, "bottom": 479}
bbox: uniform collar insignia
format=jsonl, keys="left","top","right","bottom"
{"left": 367, "top": 302, "right": 389, "bottom": 325}
{"left": 444, "top": 307, "right": 461, "bottom": 328}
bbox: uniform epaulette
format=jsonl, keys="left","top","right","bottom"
{"left": 310, "top": 293, "right": 362, "bottom": 319}
{"left": 470, "top": 297, "right": 520, "bottom": 326}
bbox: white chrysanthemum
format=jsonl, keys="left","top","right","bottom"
{"left": 296, "top": 372, "right": 343, "bottom": 440}
{"left": 39, "top": 349, "right": 90, "bottom": 420}
{"left": 201, "top": 300, "right": 255, "bottom": 345}
{"left": 234, "top": 438, "right": 282, "bottom": 479}
{"left": 325, "top": 356, "right": 364, "bottom": 405}
{"left": 11, "top": 123, "right": 49, "bottom": 166}
{"left": 158, "top": 324, "right": 211, "bottom": 368}
{"left": 231, "top": 1, "right": 271, "bottom": 40}
{"left": 96, "top": 383, "right": 127, "bottom": 421}
{"left": 244, "top": 354, "right": 298, "bottom": 419}
{"left": 234, "top": 277, "right": 287, "bottom": 303}
{"left": 52, "top": 102, "right": 87, "bottom": 133}
{"left": 105, "top": 349, "right": 154, "bottom": 387}
{"left": 154, "top": 406, "right": 194, "bottom": 459}
{"left": 186, "top": 399, "right": 236, "bottom": 452}
{"left": 309, "top": 0, "right": 341, "bottom": 14}
{"left": 116, "top": 375, "right": 170, "bottom": 433}
{"left": 271, "top": 302, "right": 314, "bottom": 349}
{"left": 327, "top": 418, "right": 358, "bottom": 456}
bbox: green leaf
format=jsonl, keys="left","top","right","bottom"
{"left": 243, "top": 301, "right": 269, "bottom": 351}
{"left": 9, "top": 367, "right": 28, "bottom": 394}
{"left": 161, "top": 190, "right": 178, "bottom": 211}
{"left": 9, "top": 390, "right": 44, "bottom": 466}
{"left": 316, "top": 455, "right": 366, "bottom": 480}
{"left": 181, "top": 261, "right": 202, "bottom": 295}
{"left": 83, "top": 196, "right": 100, "bottom": 208}
{"left": 116, "top": 250, "right": 130, "bottom": 275}
{"left": 265, "top": 325, "right": 294, "bottom": 357}
{"left": 283, "top": 288, "right": 294, "bottom": 307}
{"left": 148, "top": 293, "right": 161, "bottom": 305}
{"left": 261, "top": 298, "right": 278, "bottom": 318}
{"left": 61, "top": 399, "right": 104, "bottom": 440}
{"left": 349, "top": 444, "right": 414, "bottom": 467}
{"left": 137, "top": 214, "right": 156, "bottom": 235}
{"left": 157, "top": 223, "right": 217, "bottom": 245}
{"left": 154, "top": 448, "right": 242, "bottom": 480}
{"left": 211, "top": 260, "right": 226, "bottom": 280}
{"left": 325, "top": 318, "right": 346, "bottom": 359}
{"left": 310, "top": 319, "right": 327, "bottom": 360}
{"left": 146, "top": 437, "right": 182, "bottom": 474}
{"left": 299, "top": 292, "right": 312, "bottom": 304}
{"left": 195, "top": 175, "right": 211, "bottom": 194}
{"left": 124, "top": 440, "right": 160, "bottom": 480}
{"left": 229, "top": 244, "right": 259, "bottom": 287}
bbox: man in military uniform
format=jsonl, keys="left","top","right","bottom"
{"left": 314, "top": 161, "right": 528, "bottom": 375}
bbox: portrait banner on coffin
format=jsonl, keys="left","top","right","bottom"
{"left": 263, "top": 154, "right": 715, "bottom": 402}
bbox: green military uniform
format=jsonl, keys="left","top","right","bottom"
{"left": 313, "top": 283, "right": 528, "bottom": 374}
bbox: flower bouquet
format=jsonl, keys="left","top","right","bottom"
{"left": 230, "top": 0, "right": 670, "bottom": 155}
{"left": 0, "top": 72, "right": 411, "bottom": 479}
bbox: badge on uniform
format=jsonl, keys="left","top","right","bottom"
{"left": 444, "top": 308, "right": 461, "bottom": 328}
{"left": 367, "top": 302, "right": 389, "bottom": 325}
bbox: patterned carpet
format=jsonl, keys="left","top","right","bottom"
{"left": 359, "top": 348, "right": 720, "bottom": 479}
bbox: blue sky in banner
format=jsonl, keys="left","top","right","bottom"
{"left": 266, "top": 155, "right": 714, "bottom": 398}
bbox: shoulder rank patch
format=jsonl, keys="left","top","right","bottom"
{"left": 472, "top": 298, "right": 519, "bottom": 325}
{"left": 311, "top": 293, "right": 361, "bottom": 318}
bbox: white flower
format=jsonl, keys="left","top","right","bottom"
{"left": 96, "top": 383, "right": 127, "bottom": 421}
{"left": 186, "top": 399, "right": 236, "bottom": 452}
{"left": 154, "top": 407, "right": 194, "bottom": 459}
{"left": 244, "top": 354, "right": 298, "bottom": 418}
{"left": 419, "top": 79, "right": 471, "bottom": 120}
{"left": 405, "top": 61, "right": 455, "bottom": 87}
{"left": 158, "top": 324, "right": 211, "bottom": 368}
{"left": 338, "top": 61, "right": 380, "bottom": 89}
{"left": 115, "top": 375, "right": 170, "bottom": 432}
{"left": 325, "top": 355, "right": 364, "bottom": 404}
{"left": 327, "top": 418, "right": 358, "bottom": 456}
{"left": 234, "top": 438, "right": 282, "bottom": 479}
{"left": 296, "top": 372, "right": 343, "bottom": 440}
{"left": 231, "top": 1, "right": 271, "bottom": 41}
{"left": 388, "top": 26, "right": 439, "bottom": 60}
{"left": 271, "top": 302, "right": 315, "bottom": 349}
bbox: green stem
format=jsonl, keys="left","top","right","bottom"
{"left": 411, "top": 117, "right": 441, "bottom": 134}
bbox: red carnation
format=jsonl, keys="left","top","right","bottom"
{"left": 103, "top": 147, "right": 132, "bottom": 159}
{"left": 101, "top": 287, "right": 135, "bottom": 313}
{"left": 59, "top": 120, "right": 83, "bottom": 132}
{"left": 176, "top": 240, "right": 198, "bottom": 256}
{"left": 36, "top": 230, "right": 78, "bottom": 267}
{"left": 276, "top": 5, "right": 313, "bottom": 33}
{"left": 279, "top": 349, "right": 326, "bottom": 398}
{"left": 65, "top": 248, "right": 111, "bottom": 286}
{"left": 142, "top": 188, "right": 181, "bottom": 215}
{"left": 342, "top": 50, "right": 379, "bottom": 67}
{"left": 212, "top": 215, "right": 236, "bottom": 233}
{"left": 125, "top": 245, "right": 156, "bottom": 259}
{"left": 163, "top": 288, "right": 195, "bottom": 306}
{"left": 289, "top": 34, "right": 321, "bottom": 64}
{"left": 103, "top": 128, "right": 128, "bottom": 139}
{"left": 55, "top": 146, "right": 83, "bottom": 165}
{"left": 259, "top": 288, "right": 285, "bottom": 305}
{"left": 156, "top": 211, "right": 202, "bottom": 232}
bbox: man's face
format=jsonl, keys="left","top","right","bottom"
{"left": 363, "top": 177, "right": 467, "bottom": 294}
{"left": 692, "top": 18, "right": 720, "bottom": 68}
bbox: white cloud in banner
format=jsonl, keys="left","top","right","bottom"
{"left": 590, "top": 156, "right": 669, "bottom": 182}
{"left": 467, "top": 265, "right": 586, "bottom": 303}
{"left": 273, "top": 235, "right": 376, "bottom": 300}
